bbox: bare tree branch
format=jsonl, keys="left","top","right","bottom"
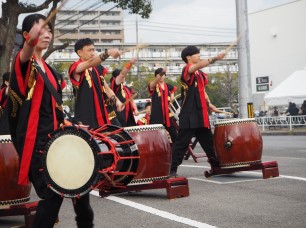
{"left": 43, "top": 41, "right": 70, "bottom": 60}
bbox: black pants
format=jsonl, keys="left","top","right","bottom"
{"left": 164, "top": 117, "right": 178, "bottom": 145}
{"left": 171, "top": 127, "right": 216, "bottom": 172}
{"left": 32, "top": 193, "right": 94, "bottom": 228}
{"left": 165, "top": 125, "right": 178, "bottom": 145}
{"left": 29, "top": 152, "right": 94, "bottom": 228}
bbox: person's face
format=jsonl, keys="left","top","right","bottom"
{"left": 77, "top": 45, "right": 95, "bottom": 61}
{"left": 4, "top": 80, "right": 9, "bottom": 87}
{"left": 146, "top": 105, "right": 151, "bottom": 116}
{"left": 187, "top": 53, "right": 201, "bottom": 64}
{"left": 159, "top": 74, "right": 165, "bottom": 82}
{"left": 36, "top": 19, "right": 52, "bottom": 50}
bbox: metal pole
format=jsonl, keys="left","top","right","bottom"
{"left": 236, "top": 0, "right": 253, "bottom": 119}
{"left": 136, "top": 16, "right": 140, "bottom": 80}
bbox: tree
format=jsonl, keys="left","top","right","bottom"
{"left": 206, "top": 64, "right": 238, "bottom": 108}
{"left": 0, "top": 0, "right": 54, "bottom": 78}
{"left": 0, "top": 0, "right": 152, "bottom": 82}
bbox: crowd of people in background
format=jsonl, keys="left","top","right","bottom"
{"left": 254, "top": 100, "right": 306, "bottom": 118}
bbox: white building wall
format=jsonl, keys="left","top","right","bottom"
{"left": 249, "top": 0, "right": 306, "bottom": 110}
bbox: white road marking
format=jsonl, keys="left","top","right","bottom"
{"left": 90, "top": 190, "right": 216, "bottom": 228}
{"left": 262, "top": 155, "right": 306, "bottom": 160}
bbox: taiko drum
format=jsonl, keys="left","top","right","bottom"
{"left": 213, "top": 118, "right": 263, "bottom": 168}
{"left": 0, "top": 135, "right": 32, "bottom": 206}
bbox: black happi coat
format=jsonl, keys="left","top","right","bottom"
{"left": 110, "top": 78, "right": 136, "bottom": 127}
{"left": 7, "top": 51, "right": 65, "bottom": 188}
{"left": 179, "top": 64, "right": 210, "bottom": 129}
{"left": 69, "top": 60, "right": 110, "bottom": 129}
{"left": 148, "top": 82, "right": 176, "bottom": 127}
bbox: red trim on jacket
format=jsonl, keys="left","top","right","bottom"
{"left": 18, "top": 57, "right": 58, "bottom": 185}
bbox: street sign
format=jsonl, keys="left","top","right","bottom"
{"left": 256, "top": 76, "right": 269, "bottom": 84}
{"left": 256, "top": 84, "right": 269, "bottom": 92}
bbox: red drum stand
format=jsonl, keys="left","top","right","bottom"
{"left": 204, "top": 160, "right": 279, "bottom": 179}
{"left": 184, "top": 138, "right": 207, "bottom": 163}
{"left": 0, "top": 201, "right": 39, "bottom": 228}
{"left": 99, "top": 177, "right": 189, "bottom": 200}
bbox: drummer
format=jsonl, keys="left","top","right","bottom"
{"left": 148, "top": 67, "right": 177, "bottom": 145}
{"left": 170, "top": 45, "right": 226, "bottom": 177}
{"left": 110, "top": 58, "right": 139, "bottom": 127}
{"left": 5, "top": 14, "right": 86, "bottom": 227}
{"left": 0, "top": 72, "right": 10, "bottom": 135}
{"left": 137, "top": 102, "right": 151, "bottom": 125}
{"left": 69, "top": 38, "right": 123, "bottom": 129}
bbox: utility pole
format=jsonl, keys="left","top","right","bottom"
{"left": 136, "top": 16, "right": 140, "bottom": 80}
{"left": 236, "top": 0, "right": 253, "bottom": 118}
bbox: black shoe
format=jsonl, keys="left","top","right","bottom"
{"left": 169, "top": 170, "right": 177, "bottom": 178}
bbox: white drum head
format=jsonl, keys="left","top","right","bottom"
{"left": 46, "top": 135, "right": 95, "bottom": 190}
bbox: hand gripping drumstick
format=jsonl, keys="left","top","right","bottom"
{"left": 121, "top": 92, "right": 138, "bottom": 109}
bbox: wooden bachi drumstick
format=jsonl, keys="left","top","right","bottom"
{"left": 121, "top": 44, "right": 149, "bottom": 54}
{"left": 224, "top": 34, "right": 242, "bottom": 55}
{"left": 165, "top": 48, "right": 168, "bottom": 66}
{"left": 121, "top": 92, "right": 138, "bottom": 109}
{"left": 43, "top": 0, "right": 68, "bottom": 27}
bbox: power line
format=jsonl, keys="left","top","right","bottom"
{"left": 125, "top": 27, "right": 235, "bottom": 38}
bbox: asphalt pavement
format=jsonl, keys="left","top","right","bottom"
{"left": 1, "top": 135, "right": 306, "bottom": 228}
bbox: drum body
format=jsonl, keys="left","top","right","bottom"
{"left": 124, "top": 125, "right": 171, "bottom": 184}
{"left": 41, "top": 124, "right": 171, "bottom": 198}
{"left": 42, "top": 125, "right": 139, "bottom": 198}
{"left": 0, "top": 135, "right": 31, "bottom": 206}
{"left": 214, "top": 119, "right": 262, "bottom": 168}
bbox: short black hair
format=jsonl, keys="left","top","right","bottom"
{"left": 74, "top": 38, "right": 94, "bottom": 53}
{"left": 181, "top": 46, "right": 200, "bottom": 63}
{"left": 145, "top": 102, "right": 151, "bottom": 108}
{"left": 154, "top": 68, "right": 165, "bottom": 77}
{"left": 22, "top": 14, "right": 52, "bottom": 44}
{"left": 1, "top": 72, "right": 10, "bottom": 89}
{"left": 112, "top": 69, "right": 121, "bottom": 78}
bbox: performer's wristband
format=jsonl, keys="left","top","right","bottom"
{"left": 125, "top": 62, "right": 132, "bottom": 70}
{"left": 25, "top": 34, "right": 39, "bottom": 47}
{"left": 99, "top": 49, "right": 109, "bottom": 61}
{"left": 208, "top": 57, "right": 217, "bottom": 64}
{"left": 110, "top": 95, "right": 117, "bottom": 105}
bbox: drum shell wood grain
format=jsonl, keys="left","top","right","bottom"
{"left": 128, "top": 128, "right": 171, "bottom": 180}
{"left": 0, "top": 137, "right": 31, "bottom": 205}
{"left": 213, "top": 121, "right": 263, "bottom": 167}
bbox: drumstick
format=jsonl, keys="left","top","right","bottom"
{"left": 121, "top": 92, "right": 138, "bottom": 108}
{"left": 165, "top": 48, "right": 168, "bottom": 66}
{"left": 121, "top": 44, "right": 148, "bottom": 54}
{"left": 224, "top": 34, "right": 242, "bottom": 55}
{"left": 138, "top": 109, "right": 147, "bottom": 114}
{"left": 43, "top": 0, "right": 68, "bottom": 27}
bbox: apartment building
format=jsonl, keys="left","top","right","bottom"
{"left": 54, "top": 9, "right": 124, "bottom": 44}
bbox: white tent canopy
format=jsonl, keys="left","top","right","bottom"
{"left": 264, "top": 68, "right": 306, "bottom": 106}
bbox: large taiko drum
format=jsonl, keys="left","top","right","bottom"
{"left": 0, "top": 135, "right": 32, "bottom": 206}
{"left": 41, "top": 124, "right": 171, "bottom": 198}
{"left": 120, "top": 124, "right": 171, "bottom": 184}
{"left": 213, "top": 118, "right": 262, "bottom": 168}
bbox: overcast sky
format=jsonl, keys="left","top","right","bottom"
{"left": 0, "top": 0, "right": 295, "bottom": 43}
